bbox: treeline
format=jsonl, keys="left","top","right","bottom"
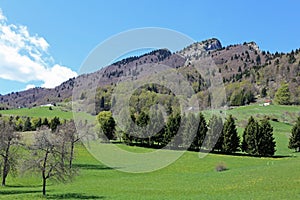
{"left": 0, "top": 116, "right": 86, "bottom": 196}
{"left": 97, "top": 111, "right": 279, "bottom": 157}
{"left": 1, "top": 115, "right": 64, "bottom": 132}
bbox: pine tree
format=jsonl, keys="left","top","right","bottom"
{"left": 242, "top": 116, "right": 259, "bottom": 155}
{"left": 222, "top": 115, "right": 240, "bottom": 153}
{"left": 50, "top": 117, "right": 61, "bottom": 131}
{"left": 23, "top": 117, "right": 32, "bottom": 131}
{"left": 183, "top": 113, "right": 198, "bottom": 149}
{"left": 42, "top": 118, "right": 49, "bottom": 128}
{"left": 289, "top": 117, "right": 300, "bottom": 152}
{"left": 192, "top": 112, "right": 208, "bottom": 151}
{"left": 258, "top": 118, "right": 276, "bottom": 156}
{"left": 165, "top": 112, "right": 181, "bottom": 149}
{"left": 205, "top": 115, "right": 223, "bottom": 151}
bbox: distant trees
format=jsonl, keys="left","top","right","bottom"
{"left": 275, "top": 83, "right": 291, "bottom": 105}
{"left": 50, "top": 116, "right": 61, "bottom": 131}
{"left": 242, "top": 117, "right": 276, "bottom": 156}
{"left": 289, "top": 117, "right": 300, "bottom": 152}
{"left": 23, "top": 117, "right": 32, "bottom": 131}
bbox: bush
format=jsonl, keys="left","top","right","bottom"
{"left": 215, "top": 162, "right": 227, "bottom": 172}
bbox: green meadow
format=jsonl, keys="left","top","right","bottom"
{"left": 0, "top": 104, "right": 300, "bottom": 199}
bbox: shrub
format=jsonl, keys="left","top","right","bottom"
{"left": 215, "top": 162, "right": 227, "bottom": 172}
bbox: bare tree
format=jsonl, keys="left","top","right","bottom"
{"left": 57, "top": 120, "right": 88, "bottom": 169}
{"left": 0, "top": 119, "right": 20, "bottom": 186}
{"left": 24, "top": 126, "right": 74, "bottom": 196}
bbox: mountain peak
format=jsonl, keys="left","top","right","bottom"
{"left": 203, "top": 38, "right": 222, "bottom": 51}
{"left": 245, "top": 41, "right": 260, "bottom": 51}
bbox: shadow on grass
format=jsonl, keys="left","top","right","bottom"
{"left": 5, "top": 184, "right": 42, "bottom": 188}
{"left": 0, "top": 189, "right": 41, "bottom": 195}
{"left": 198, "top": 149, "right": 292, "bottom": 158}
{"left": 47, "top": 193, "right": 105, "bottom": 199}
{"left": 72, "top": 163, "right": 114, "bottom": 170}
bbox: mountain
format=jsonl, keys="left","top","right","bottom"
{"left": 1, "top": 38, "right": 300, "bottom": 110}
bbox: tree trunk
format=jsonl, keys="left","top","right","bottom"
{"left": 42, "top": 177, "right": 46, "bottom": 196}
{"left": 2, "top": 156, "right": 8, "bottom": 186}
{"left": 69, "top": 142, "right": 74, "bottom": 169}
{"left": 42, "top": 151, "right": 48, "bottom": 196}
{"left": 2, "top": 140, "right": 11, "bottom": 186}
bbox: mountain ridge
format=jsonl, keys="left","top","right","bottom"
{"left": 1, "top": 38, "right": 300, "bottom": 110}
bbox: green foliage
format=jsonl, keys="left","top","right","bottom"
{"left": 50, "top": 116, "right": 61, "bottom": 131}
{"left": 242, "top": 116, "right": 276, "bottom": 156}
{"left": 261, "top": 87, "right": 267, "bottom": 98}
{"left": 97, "top": 111, "right": 116, "bottom": 140}
{"left": 182, "top": 113, "right": 197, "bottom": 149}
{"left": 242, "top": 116, "right": 260, "bottom": 154}
{"left": 166, "top": 112, "right": 181, "bottom": 148}
{"left": 31, "top": 117, "right": 42, "bottom": 130}
{"left": 190, "top": 113, "right": 207, "bottom": 150}
{"left": 275, "top": 83, "right": 291, "bottom": 105}
{"left": 222, "top": 115, "right": 240, "bottom": 153}
{"left": 42, "top": 118, "right": 49, "bottom": 127}
{"left": 289, "top": 117, "right": 300, "bottom": 152}
{"left": 258, "top": 118, "right": 276, "bottom": 156}
{"left": 206, "top": 115, "right": 223, "bottom": 151}
{"left": 23, "top": 117, "right": 32, "bottom": 131}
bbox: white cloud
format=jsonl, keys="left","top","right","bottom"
{"left": 0, "top": 9, "right": 77, "bottom": 89}
{"left": 25, "top": 84, "right": 35, "bottom": 90}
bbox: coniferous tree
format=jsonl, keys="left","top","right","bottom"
{"left": 205, "top": 115, "right": 223, "bottom": 151}
{"left": 182, "top": 113, "right": 198, "bottom": 149}
{"left": 242, "top": 116, "right": 276, "bottom": 156}
{"left": 50, "top": 117, "right": 61, "bottom": 131}
{"left": 222, "top": 115, "right": 240, "bottom": 153}
{"left": 190, "top": 113, "right": 207, "bottom": 151}
{"left": 289, "top": 117, "right": 300, "bottom": 152}
{"left": 42, "top": 118, "right": 49, "bottom": 128}
{"left": 242, "top": 116, "right": 259, "bottom": 155}
{"left": 165, "top": 112, "right": 181, "bottom": 149}
{"left": 23, "top": 117, "right": 32, "bottom": 131}
{"left": 258, "top": 118, "right": 276, "bottom": 156}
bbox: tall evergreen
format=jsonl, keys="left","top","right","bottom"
{"left": 165, "top": 112, "right": 181, "bottom": 148}
{"left": 182, "top": 113, "right": 198, "bottom": 149}
{"left": 242, "top": 116, "right": 276, "bottom": 156}
{"left": 205, "top": 115, "right": 223, "bottom": 151}
{"left": 242, "top": 116, "right": 259, "bottom": 155}
{"left": 50, "top": 117, "right": 61, "bottom": 131}
{"left": 23, "top": 117, "right": 32, "bottom": 131}
{"left": 258, "top": 118, "right": 276, "bottom": 156}
{"left": 222, "top": 115, "right": 240, "bottom": 153}
{"left": 190, "top": 112, "right": 207, "bottom": 151}
{"left": 289, "top": 117, "right": 300, "bottom": 152}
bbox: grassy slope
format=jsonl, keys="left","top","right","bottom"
{"left": 0, "top": 104, "right": 300, "bottom": 199}
{"left": 0, "top": 106, "right": 73, "bottom": 119}
{"left": 1, "top": 144, "right": 300, "bottom": 200}
{"left": 0, "top": 105, "right": 94, "bottom": 122}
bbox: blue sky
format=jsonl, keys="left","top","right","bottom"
{"left": 0, "top": 0, "right": 300, "bottom": 94}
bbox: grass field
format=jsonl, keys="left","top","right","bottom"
{"left": 1, "top": 144, "right": 300, "bottom": 200}
{"left": 0, "top": 105, "right": 94, "bottom": 121}
{"left": 0, "top": 104, "right": 300, "bottom": 199}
